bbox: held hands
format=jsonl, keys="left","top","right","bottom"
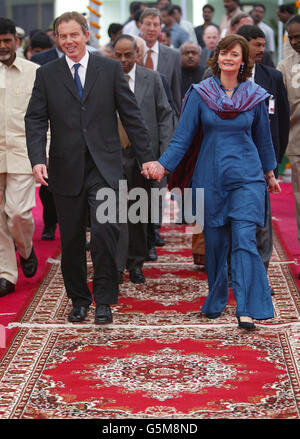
{"left": 33, "top": 164, "right": 48, "bottom": 186}
{"left": 142, "top": 161, "right": 167, "bottom": 182}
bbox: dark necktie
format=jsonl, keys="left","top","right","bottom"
{"left": 73, "top": 63, "right": 83, "bottom": 99}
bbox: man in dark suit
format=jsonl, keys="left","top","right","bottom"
{"left": 139, "top": 7, "right": 182, "bottom": 118}
{"left": 25, "top": 12, "right": 154, "bottom": 324}
{"left": 180, "top": 42, "right": 205, "bottom": 99}
{"left": 237, "top": 24, "right": 290, "bottom": 281}
{"left": 113, "top": 34, "right": 173, "bottom": 284}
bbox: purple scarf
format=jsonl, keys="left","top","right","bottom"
{"left": 168, "top": 77, "right": 270, "bottom": 191}
{"left": 192, "top": 76, "right": 270, "bottom": 118}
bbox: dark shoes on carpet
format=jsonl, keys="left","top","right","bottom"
{"left": 68, "top": 304, "right": 113, "bottom": 324}
{"left": 68, "top": 305, "right": 88, "bottom": 323}
{"left": 20, "top": 248, "right": 38, "bottom": 278}
{"left": 95, "top": 304, "right": 112, "bottom": 324}
{"left": 129, "top": 267, "right": 145, "bottom": 284}
{"left": 237, "top": 316, "right": 256, "bottom": 330}
{"left": 0, "top": 278, "right": 15, "bottom": 297}
{"left": 146, "top": 247, "right": 157, "bottom": 261}
{"left": 41, "top": 224, "right": 56, "bottom": 240}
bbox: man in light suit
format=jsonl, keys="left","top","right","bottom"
{"left": 139, "top": 7, "right": 182, "bottom": 118}
{"left": 0, "top": 17, "right": 39, "bottom": 298}
{"left": 237, "top": 24, "right": 290, "bottom": 283}
{"left": 25, "top": 12, "right": 154, "bottom": 324}
{"left": 113, "top": 34, "right": 173, "bottom": 283}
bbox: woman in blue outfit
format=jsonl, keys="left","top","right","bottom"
{"left": 143, "top": 35, "right": 281, "bottom": 330}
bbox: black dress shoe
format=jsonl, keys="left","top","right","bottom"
{"left": 0, "top": 278, "right": 15, "bottom": 297}
{"left": 237, "top": 316, "right": 255, "bottom": 330}
{"left": 129, "top": 267, "right": 145, "bottom": 284}
{"left": 95, "top": 304, "right": 112, "bottom": 324}
{"left": 146, "top": 247, "right": 158, "bottom": 261}
{"left": 20, "top": 248, "right": 38, "bottom": 278}
{"left": 41, "top": 224, "right": 56, "bottom": 240}
{"left": 68, "top": 305, "right": 88, "bottom": 323}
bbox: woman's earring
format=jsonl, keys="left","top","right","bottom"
{"left": 217, "top": 62, "right": 220, "bottom": 73}
{"left": 239, "top": 63, "right": 245, "bottom": 74}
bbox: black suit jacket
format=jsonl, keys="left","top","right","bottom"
{"left": 25, "top": 53, "right": 154, "bottom": 196}
{"left": 254, "top": 63, "right": 290, "bottom": 169}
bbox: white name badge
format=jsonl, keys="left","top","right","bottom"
{"left": 268, "top": 95, "right": 275, "bottom": 114}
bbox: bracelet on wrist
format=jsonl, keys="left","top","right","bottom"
{"left": 265, "top": 174, "right": 275, "bottom": 181}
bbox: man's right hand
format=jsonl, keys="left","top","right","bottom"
{"left": 33, "top": 164, "right": 48, "bottom": 186}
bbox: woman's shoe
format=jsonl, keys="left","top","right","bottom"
{"left": 206, "top": 312, "right": 221, "bottom": 319}
{"left": 237, "top": 316, "right": 255, "bottom": 330}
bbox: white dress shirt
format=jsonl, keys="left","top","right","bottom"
{"left": 144, "top": 40, "right": 159, "bottom": 71}
{"left": 126, "top": 63, "right": 136, "bottom": 93}
{"left": 65, "top": 50, "right": 89, "bottom": 87}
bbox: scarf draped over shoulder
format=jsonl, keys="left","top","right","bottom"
{"left": 168, "top": 77, "right": 270, "bottom": 192}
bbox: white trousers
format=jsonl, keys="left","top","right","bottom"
{"left": 0, "top": 173, "right": 36, "bottom": 284}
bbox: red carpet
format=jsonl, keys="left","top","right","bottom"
{"left": 271, "top": 182, "right": 300, "bottom": 281}
{"left": 0, "top": 186, "right": 300, "bottom": 419}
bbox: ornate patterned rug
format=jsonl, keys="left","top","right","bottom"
{"left": 1, "top": 207, "right": 300, "bottom": 419}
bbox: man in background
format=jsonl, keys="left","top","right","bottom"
{"left": 140, "top": 8, "right": 182, "bottom": 118}
{"left": 237, "top": 24, "right": 290, "bottom": 285}
{"left": 114, "top": 34, "right": 173, "bottom": 282}
{"left": 250, "top": 4, "right": 275, "bottom": 58}
{"left": 220, "top": 0, "right": 241, "bottom": 37}
{"left": 195, "top": 4, "right": 218, "bottom": 49}
{"left": 180, "top": 42, "right": 204, "bottom": 99}
{"left": 277, "top": 15, "right": 300, "bottom": 278}
{"left": 0, "top": 17, "right": 39, "bottom": 297}
{"left": 160, "top": 5, "right": 189, "bottom": 49}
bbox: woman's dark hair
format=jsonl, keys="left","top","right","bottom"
{"left": 207, "top": 34, "right": 253, "bottom": 82}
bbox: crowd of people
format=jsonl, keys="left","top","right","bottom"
{"left": 0, "top": 1, "right": 300, "bottom": 330}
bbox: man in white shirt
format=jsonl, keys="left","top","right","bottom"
{"left": 0, "top": 17, "right": 39, "bottom": 298}
{"left": 25, "top": 12, "right": 154, "bottom": 324}
{"left": 219, "top": 0, "right": 241, "bottom": 37}
{"left": 250, "top": 4, "right": 275, "bottom": 57}
{"left": 113, "top": 34, "right": 173, "bottom": 283}
{"left": 172, "top": 4, "right": 198, "bottom": 45}
{"left": 277, "top": 15, "right": 300, "bottom": 276}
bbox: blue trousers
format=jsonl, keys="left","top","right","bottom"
{"left": 201, "top": 220, "right": 274, "bottom": 320}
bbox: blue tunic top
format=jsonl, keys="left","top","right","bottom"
{"left": 158, "top": 84, "right": 277, "bottom": 228}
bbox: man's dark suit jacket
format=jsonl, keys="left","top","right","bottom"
{"left": 30, "top": 47, "right": 59, "bottom": 65}
{"left": 254, "top": 62, "right": 290, "bottom": 170}
{"left": 25, "top": 53, "right": 154, "bottom": 196}
{"left": 157, "top": 43, "right": 182, "bottom": 118}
